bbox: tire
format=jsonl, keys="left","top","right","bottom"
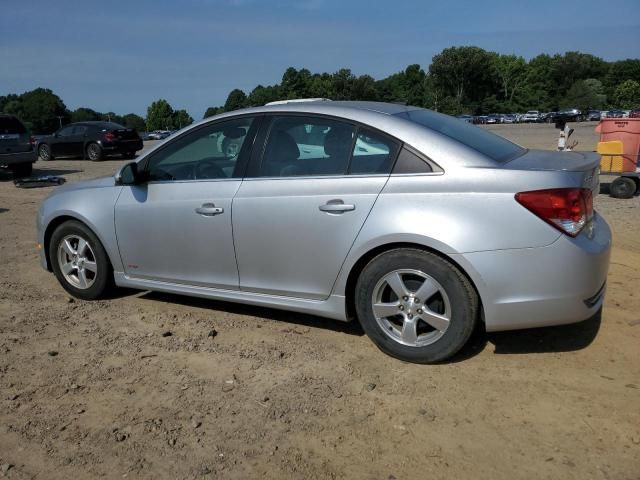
{"left": 610, "top": 177, "right": 637, "bottom": 199}
{"left": 86, "top": 142, "right": 103, "bottom": 161}
{"left": 11, "top": 162, "right": 32, "bottom": 178}
{"left": 355, "top": 248, "right": 478, "bottom": 364}
{"left": 49, "top": 220, "right": 113, "bottom": 300}
{"left": 38, "top": 143, "right": 53, "bottom": 161}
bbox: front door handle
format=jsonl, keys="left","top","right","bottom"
{"left": 319, "top": 200, "right": 355, "bottom": 213}
{"left": 195, "top": 203, "right": 224, "bottom": 216}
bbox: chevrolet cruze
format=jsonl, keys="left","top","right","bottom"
{"left": 37, "top": 101, "right": 611, "bottom": 363}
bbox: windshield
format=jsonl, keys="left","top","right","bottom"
{"left": 395, "top": 109, "right": 525, "bottom": 163}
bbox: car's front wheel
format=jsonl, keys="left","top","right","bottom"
{"left": 50, "top": 220, "right": 112, "bottom": 300}
{"left": 38, "top": 144, "right": 53, "bottom": 161}
{"left": 355, "top": 249, "right": 478, "bottom": 363}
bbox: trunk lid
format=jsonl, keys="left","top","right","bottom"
{"left": 504, "top": 149, "right": 600, "bottom": 194}
{"left": 112, "top": 128, "right": 139, "bottom": 140}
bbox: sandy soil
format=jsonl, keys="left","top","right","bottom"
{"left": 1, "top": 123, "right": 639, "bottom": 479}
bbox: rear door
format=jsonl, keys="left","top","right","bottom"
{"left": 232, "top": 114, "right": 400, "bottom": 300}
{"left": 0, "top": 116, "right": 30, "bottom": 155}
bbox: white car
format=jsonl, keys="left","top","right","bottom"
{"left": 523, "top": 111, "right": 540, "bottom": 123}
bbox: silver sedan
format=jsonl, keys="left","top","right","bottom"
{"left": 37, "top": 101, "right": 611, "bottom": 363}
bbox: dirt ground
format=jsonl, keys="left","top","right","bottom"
{"left": 1, "top": 123, "right": 639, "bottom": 479}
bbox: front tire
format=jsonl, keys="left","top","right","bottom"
{"left": 355, "top": 249, "right": 478, "bottom": 363}
{"left": 49, "top": 220, "right": 112, "bottom": 300}
{"left": 86, "top": 143, "right": 103, "bottom": 161}
{"left": 38, "top": 144, "right": 53, "bottom": 161}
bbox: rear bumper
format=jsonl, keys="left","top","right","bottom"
{"left": 454, "top": 213, "right": 612, "bottom": 332}
{"left": 0, "top": 150, "right": 37, "bottom": 166}
{"left": 99, "top": 139, "right": 143, "bottom": 153}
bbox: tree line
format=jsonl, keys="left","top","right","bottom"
{"left": 206, "top": 47, "right": 640, "bottom": 118}
{"left": 2, "top": 46, "right": 639, "bottom": 134}
{"left": 0, "top": 90, "right": 194, "bottom": 134}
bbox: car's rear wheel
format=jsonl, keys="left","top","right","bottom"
{"left": 50, "top": 220, "right": 112, "bottom": 300}
{"left": 11, "top": 162, "right": 32, "bottom": 178}
{"left": 86, "top": 143, "right": 103, "bottom": 161}
{"left": 38, "top": 144, "right": 53, "bottom": 161}
{"left": 610, "top": 177, "right": 637, "bottom": 199}
{"left": 355, "top": 249, "right": 478, "bottom": 363}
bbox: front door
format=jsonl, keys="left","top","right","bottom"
{"left": 114, "top": 116, "right": 259, "bottom": 289}
{"left": 51, "top": 125, "right": 76, "bottom": 156}
{"left": 233, "top": 115, "right": 400, "bottom": 299}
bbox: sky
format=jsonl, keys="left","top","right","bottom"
{"left": 1, "top": 0, "right": 639, "bottom": 119}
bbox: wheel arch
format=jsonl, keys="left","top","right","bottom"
{"left": 43, "top": 214, "right": 115, "bottom": 272}
{"left": 342, "top": 242, "right": 485, "bottom": 326}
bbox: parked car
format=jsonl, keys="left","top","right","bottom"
{"left": 629, "top": 108, "right": 640, "bottom": 119}
{"left": 38, "top": 122, "right": 143, "bottom": 161}
{"left": 485, "top": 114, "right": 502, "bottom": 124}
{"left": 0, "top": 113, "right": 37, "bottom": 177}
{"left": 455, "top": 114, "right": 473, "bottom": 124}
{"left": 606, "top": 110, "right": 625, "bottom": 118}
{"left": 502, "top": 114, "right": 516, "bottom": 124}
{"left": 37, "top": 100, "right": 611, "bottom": 364}
{"left": 552, "top": 109, "right": 583, "bottom": 123}
{"left": 147, "top": 130, "right": 172, "bottom": 140}
{"left": 586, "top": 110, "right": 602, "bottom": 121}
{"left": 522, "top": 110, "right": 540, "bottom": 122}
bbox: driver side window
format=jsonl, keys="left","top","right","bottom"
{"left": 146, "top": 117, "right": 255, "bottom": 181}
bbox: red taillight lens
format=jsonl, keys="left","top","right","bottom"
{"left": 29, "top": 135, "right": 36, "bottom": 146}
{"left": 103, "top": 131, "right": 116, "bottom": 142}
{"left": 515, "top": 188, "right": 593, "bottom": 237}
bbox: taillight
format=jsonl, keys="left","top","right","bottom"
{"left": 515, "top": 188, "right": 593, "bottom": 237}
{"left": 29, "top": 136, "right": 36, "bottom": 147}
{"left": 103, "top": 131, "right": 116, "bottom": 142}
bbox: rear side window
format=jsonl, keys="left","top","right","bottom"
{"left": 396, "top": 109, "right": 525, "bottom": 163}
{"left": 392, "top": 147, "right": 434, "bottom": 174}
{"left": 259, "top": 116, "right": 356, "bottom": 177}
{"left": 349, "top": 128, "right": 399, "bottom": 174}
{"left": 0, "top": 116, "right": 27, "bottom": 134}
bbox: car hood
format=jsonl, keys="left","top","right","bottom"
{"left": 47, "top": 175, "right": 116, "bottom": 198}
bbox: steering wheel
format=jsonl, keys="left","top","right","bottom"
{"left": 193, "top": 158, "right": 226, "bottom": 180}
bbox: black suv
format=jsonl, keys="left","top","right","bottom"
{"left": 0, "top": 114, "right": 37, "bottom": 177}
{"left": 38, "top": 121, "right": 143, "bottom": 161}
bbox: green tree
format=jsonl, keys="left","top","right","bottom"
{"left": 4, "top": 88, "right": 70, "bottom": 133}
{"left": 146, "top": 99, "right": 174, "bottom": 131}
{"left": 562, "top": 79, "right": 606, "bottom": 111}
{"left": 172, "top": 109, "right": 193, "bottom": 129}
{"left": 71, "top": 107, "right": 101, "bottom": 123}
{"left": 203, "top": 106, "right": 222, "bottom": 119}
{"left": 493, "top": 54, "right": 527, "bottom": 103}
{"left": 246, "top": 85, "right": 281, "bottom": 107}
{"left": 122, "top": 113, "right": 146, "bottom": 132}
{"left": 223, "top": 89, "right": 247, "bottom": 112}
{"left": 613, "top": 80, "right": 640, "bottom": 108}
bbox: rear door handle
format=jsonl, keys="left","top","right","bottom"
{"left": 319, "top": 200, "right": 355, "bottom": 213}
{"left": 195, "top": 203, "right": 224, "bottom": 216}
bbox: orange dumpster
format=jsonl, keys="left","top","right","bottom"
{"left": 595, "top": 118, "right": 640, "bottom": 172}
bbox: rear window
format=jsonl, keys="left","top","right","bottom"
{"left": 0, "top": 116, "right": 27, "bottom": 134}
{"left": 395, "top": 109, "right": 525, "bottom": 163}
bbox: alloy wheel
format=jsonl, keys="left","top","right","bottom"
{"left": 371, "top": 269, "right": 451, "bottom": 347}
{"left": 57, "top": 234, "right": 98, "bottom": 289}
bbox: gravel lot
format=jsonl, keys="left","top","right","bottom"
{"left": 1, "top": 123, "right": 639, "bottom": 479}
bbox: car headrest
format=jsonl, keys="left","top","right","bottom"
{"left": 324, "top": 126, "right": 353, "bottom": 158}
{"left": 264, "top": 130, "right": 300, "bottom": 164}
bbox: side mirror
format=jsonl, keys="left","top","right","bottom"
{"left": 115, "top": 161, "right": 141, "bottom": 185}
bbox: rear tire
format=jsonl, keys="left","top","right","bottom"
{"left": 49, "top": 220, "right": 113, "bottom": 300}
{"left": 86, "top": 143, "right": 103, "bottom": 161}
{"left": 355, "top": 248, "right": 478, "bottom": 364}
{"left": 610, "top": 177, "right": 637, "bottom": 199}
{"left": 11, "top": 162, "right": 33, "bottom": 178}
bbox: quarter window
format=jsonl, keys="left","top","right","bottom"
{"left": 145, "top": 117, "right": 254, "bottom": 181}
{"left": 259, "top": 116, "right": 356, "bottom": 177}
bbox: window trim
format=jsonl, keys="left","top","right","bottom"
{"left": 245, "top": 112, "right": 403, "bottom": 180}
{"left": 139, "top": 114, "right": 263, "bottom": 183}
